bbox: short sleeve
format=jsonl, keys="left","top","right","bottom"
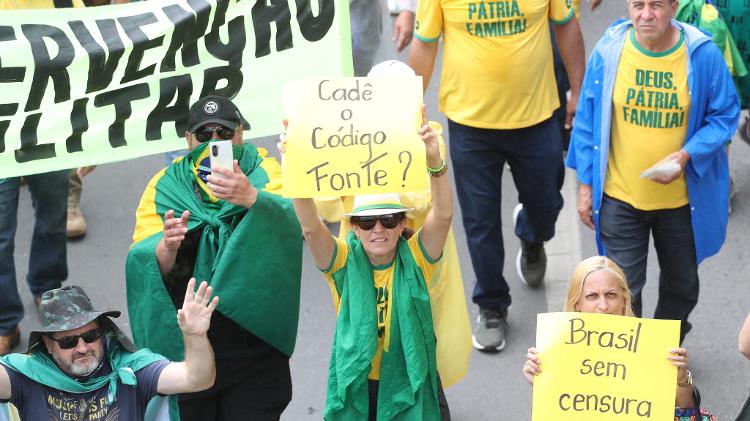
{"left": 321, "top": 236, "right": 348, "bottom": 274}
{"left": 549, "top": 0, "right": 575, "bottom": 24}
{"left": 414, "top": 0, "right": 443, "bottom": 42}
{"left": 136, "top": 359, "right": 171, "bottom": 400}
{"left": 406, "top": 229, "right": 442, "bottom": 287}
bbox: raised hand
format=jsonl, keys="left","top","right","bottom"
{"left": 418, "top": 105, "right": 441, "bottom": 168}
{"left": 178, "top": 278, "right": 219, "bottom": 337}
{"left": 163, "top": 209, "right": 190, "bottom": 251}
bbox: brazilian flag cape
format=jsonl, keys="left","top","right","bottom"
{"left": 676, "top": 0, "right": 750, "bottom": 105}
{"left": 125, "top": 142, "right": 302, "bottom": 364}
{"left": 324, "top": 232, "right": 439, "bottom": 421}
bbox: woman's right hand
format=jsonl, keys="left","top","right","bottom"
{"left": 522, "top": 347, "right": 541, "bottom": 385}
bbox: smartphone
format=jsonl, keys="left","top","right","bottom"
{"left": 209, "top": 140, "right": 233, "bottom": 179}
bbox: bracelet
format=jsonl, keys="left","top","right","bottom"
{"left": 426, "top": 159, "right": 448, "bottom": 177}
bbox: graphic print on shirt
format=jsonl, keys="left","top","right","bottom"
{"left": 45, "top": 389, "right": 118, "bottom": 421}
{"left": 376, "top": 284, "right": 389, "bottom": 338}
{"left": 466, "top": 1, "right": 527, "bottom": 37}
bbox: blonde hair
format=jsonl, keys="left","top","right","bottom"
{"left": 563, "top": 256, "right": 635, "bottom": 317}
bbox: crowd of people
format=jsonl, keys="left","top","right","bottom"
{"left": 0, "top": 0, "right": 749, "bottom": 419}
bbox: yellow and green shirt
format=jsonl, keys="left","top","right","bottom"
{"left": 606, "top": 29, "right": 690, "bottom": 210}
{"left": 323, "top": 231, "right": 438, "bottom": 380}
{"left": 414, "top": 0, "right": 574, "bottom": 129}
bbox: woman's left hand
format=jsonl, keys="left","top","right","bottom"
{"left": 418, "top": 105, "right": 441, "bottom": 168}
{"left": 668, "top": 347, "right": 689, "bottom": 383}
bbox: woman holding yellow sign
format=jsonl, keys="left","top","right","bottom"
{"left": 522, "top": 256, "right": 713, "bottom": 417}
{"left": 284, "top": 105, "right": 452, "bottom": 420}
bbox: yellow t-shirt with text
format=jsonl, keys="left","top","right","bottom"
{"left": 322, "top": 230, "right": 439, "bottom": 380}
{"left": 605, "top": 29, "right": 690, "bottom": 210}
{"left": 414, "top": 0, "right": 574, "bottom": 129}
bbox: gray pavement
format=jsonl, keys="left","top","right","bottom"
{"left": 6, "top": 2, "right": 750, "bottom": 419}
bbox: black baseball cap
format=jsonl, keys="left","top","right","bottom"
{"left": 187, "top": 95, "right": 250, "bottom": 133}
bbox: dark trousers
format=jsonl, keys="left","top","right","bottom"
{"left": 368, "top": 377, "right": 451, "bottom": 420}
{"left": 448, "top": 118, "right": 564, "bottom": 311}
{"left": 178, "top": 351, "right": 292, "bottom": 421}
{"left": 0, "top": 171, "right": 68, "bottom": 334}
{"left": 599, "top": 195, "right": 699, "bottom": 343}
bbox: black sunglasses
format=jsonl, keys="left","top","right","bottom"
{"left": 48, "top": 328, "right": 102, "bottom": 350}
{"left": 352, "top": 213, "right": 404, "bottom": 231}
{"left": 193, "top": 125, "right": 235, "bottom": 143}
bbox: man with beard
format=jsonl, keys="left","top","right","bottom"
{"left": 0, "top": 281, "right": 218, "bottom": 420}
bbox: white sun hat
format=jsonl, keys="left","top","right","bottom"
{"left": 367, "top": 60, "right": 416, "bottom": 77}
{"left": 344, "top": 193, "right": 414, "bottom": 217}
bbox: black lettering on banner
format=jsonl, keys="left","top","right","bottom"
{"left": 119, "top": 13, "right": 165, "bottom": 84}
{"left": 0, "top": 26, "right": 25, "bottom": 154}
{"left": 205, "top": 0, "right": 246, "bottom": 67}
{"left": 68, "top": 19, "right": 125, "bottom": 94}
{"left": 296, "top": 0, "right": 335, "bottom": 42}
{"left": 94, "top": 83, "right": 149, "bottom": 147}
{"left": 160, "top": 0, "right": 211, "bottom": 72}
{"left": 16, "top": 113, "right": 55, "bottom": 163}
{"left": 65, "top": 97, "right": 89, "bottom": 153}
{"left": 146, "top": 74, "right": 193, "bottom": 140}
{"left": 200, "top": 65, "right": 242, "bottom": 99}
{"left": 22, "top": 24, "right": 74, "bottom": 112}
{"left": 251, "top": 0, "right": 293, "bottom": 58}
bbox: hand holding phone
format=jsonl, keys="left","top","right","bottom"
{"left": 209, "top": 140, "right": 233, "bottom": 179}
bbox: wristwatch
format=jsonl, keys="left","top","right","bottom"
{"left": 677, "top": 370, "right": 692, "bottom": 387}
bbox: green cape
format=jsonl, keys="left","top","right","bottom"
{"left": 324, "top": 232, "right": 439, "bottom": 421}
{"left": 126, "top": 142, "right": 302, "bottom": 361}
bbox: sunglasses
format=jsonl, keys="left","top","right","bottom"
{"left": 352, "top": 213, "right": 404, "bottom": 230}
{"left": 48, "top": 328, "right": 103, "bottom": 349}
{"left": 193, "top": 125, "right": 235, "bottom": 143}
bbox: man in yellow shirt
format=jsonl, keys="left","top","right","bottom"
{"left": 407, "top": 0, "right": 585, "bottom": 351}
{"left": 567, "top": 0, "right": 740, "bottom": 343}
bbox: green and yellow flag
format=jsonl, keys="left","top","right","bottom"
{"left": 126, "top": 142, "right": 302, "bottom": 362}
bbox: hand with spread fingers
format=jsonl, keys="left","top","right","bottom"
{"left": 206, "top": 161, "right": 258, "bottom": 209}
{"left": 163, "top": 209, "right": 190, "bottom": 251}
{"left": 178, "top": 278, "right": 219, "bottom": 337}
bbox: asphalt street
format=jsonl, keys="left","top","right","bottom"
{"left": 7, "top": 1, "right": 750, "bottom": 419}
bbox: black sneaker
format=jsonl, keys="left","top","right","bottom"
{"left": 472, "top": 308, "right": 507, "bottom": 352}
{"left": 513, "top": 204, "right": 546, "bottom": 287}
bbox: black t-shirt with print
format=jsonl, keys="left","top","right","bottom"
{"left": 1, "top": 357, "right": 169, "bottom": 421}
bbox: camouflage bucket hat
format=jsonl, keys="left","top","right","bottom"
{"left": 27, "top": 285, "right": 121, "bottom": 352}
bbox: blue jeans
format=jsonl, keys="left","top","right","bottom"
{"left": 448, "top": 118, "right": 564, "bottom": 311}
{"left": 599, "top": 195, "right": 698, "bottom": 343}
{"left": 0, "top": 171, "right": 68, "bottom": 334}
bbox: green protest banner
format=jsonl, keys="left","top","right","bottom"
{"left": 0, "top": 0, "right": 353, "bottom": 177}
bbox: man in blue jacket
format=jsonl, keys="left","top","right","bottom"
{"left": 567, "top": 0, "right": 739, "bottom": 344}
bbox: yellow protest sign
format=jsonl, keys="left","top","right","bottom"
{"left": 281, "top": 77, "right": 427, "bottom": 198}
{"left": 533, "top": 312, "right": 680, "bottom": 421}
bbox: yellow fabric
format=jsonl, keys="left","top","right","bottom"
{"left": 132, "top": 168, "right": 168, "bottom": 245}
{"left": 324, "top": 232, "right": 435, "bottom": 380}
{"left": 315, "top": 123, "right": 472, "bottom": 387}
{"left": 131, "top": 147, "right": 282, "bottom": 245}
{"left": 606, "top": 29, "right": 690, "bottom": 210}
{"left": 414, "top": 0, "right": 574, "bottom": 129}
{"left": 0, "top": 0, "right": 83, "bottom": 8}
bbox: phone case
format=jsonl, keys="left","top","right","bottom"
{"left": 208, "top": 140, "right": 233, "bottom": 179}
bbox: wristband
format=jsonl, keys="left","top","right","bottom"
{"left": 427, "top": 159, "right": 448, "bottom": 177}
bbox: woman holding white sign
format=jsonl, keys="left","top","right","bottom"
{"left": 522, "top": 256, "right": 705, "bottom": 415}
{"left": 284, "top": 106, "right": 452, "bottom": 420}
